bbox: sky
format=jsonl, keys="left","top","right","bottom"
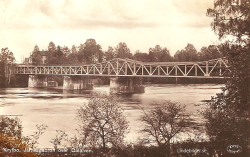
{"left": 0, "top": 0, "right": 220, "bottom": 63}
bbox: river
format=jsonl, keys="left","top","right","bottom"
{"left": 0, "top": 84, "right": 223, "bottom": 148}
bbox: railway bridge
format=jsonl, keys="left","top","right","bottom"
{"left": 15, "top": 57, "right": 229, "bottom": 94}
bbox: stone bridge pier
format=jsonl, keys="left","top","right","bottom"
{"left": 28, "top": 75, "right": 58, "bottom": 88}
{"left": 63, "top": 76, "right": 93, "bottom": 90}
{"left": 110, "top": 76, "right": 145, "bottom": 94}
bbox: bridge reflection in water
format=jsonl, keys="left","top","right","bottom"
{"left": 15, "top": 58, "right": 229, "bottom": 94}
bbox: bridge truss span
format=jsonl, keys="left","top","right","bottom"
{"left": 15, "top": 58, "right": 229, "bottom": 78}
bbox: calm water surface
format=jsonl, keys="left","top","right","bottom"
{"left": 0, "top": 84, "right": 223, "bottom": 148}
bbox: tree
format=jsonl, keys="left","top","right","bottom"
{"left": 0, "top": 61, "right": 5, "bottom": 87}
{"left": 0, "top": 116, "right": 39, "bottom": 156}
{"left": 174, "top": 44, "right": 198, "bottom": 61}
{"left": 151, "top": 45, "right": 162, "bottom": 62}
{"left": 201, "top": 91, "right": 250, "bottom": 156}
{"left": 148, "top": 48, "right": 157, "bottom": 61}
{"left": 78, "top": 43, "right": 87, "bottom": 63}
{"left": 33, "top": 45, "right": 40, "bottom": 52}
{"left": 67, "top": 53, "right": 80, "bottom": 65}
{"left": 114, "top": 42, "right": 132, "bottom": 59}
{"left": 76, "top": 95, "right": 129, "bottom": 151}
{"left": 48, "top": 41, "right": 56, "bottom": 52}
{"left": 31, "top": 51, "right": 43, "bottom": 65}
{"left": 0, "top": 116, "right": 27, "bottom": 156}
{"left": 203, "top": 1, "right": 250, "bottom": 156}
{"left": 174, "top": 50, "right": 184, "bottom": 62}
{"left": 62, "top": 46, "right": 71, "bottom": 56}
{"left": 133, "top": 50, "right": 150, "bottom": 62}
{"left": 185, "top": 43, "right": 198, "bottom": 60}
{"left": 222, "top": 44, "right": 250, "bottom": 113}
{"left": 207, "top": 0, "right": 250, "bottom": 123}
{"left": 45, "top": 51, "right": 59, "bottom": 65}
{"left": 104, "top": 46, "right": 115, "bottom": 61}
{"left": 198, "top": 45, "right": 222, "bottom": 61}
{"left": 160, "top": 47, "right": 173, "bottom": 62}
{"left": 0, "top": 116, "right": 22, "bottom": 139}
{"left": 147, "top": 45, "right": 173, "bottom": 62}
{"left": 71, "top": 45, "right": 77, "bottom": 54}
{"left": 56, "top": 45, "right": 64, "bottom": 58}
{"left": 0, "top": 48, "right": 15, "bottom": 86}
{"left": 207, "top": 0, "right": 250, "bottom": 114}
{"left": 140, "top": 101, "right": 195, "bottom": 156}
{"left": 207, "top": 0, "right": 250, "bottom": 41}
{"left": 44, "top": 45, "right": 68, "bottom": 65}
{"left": 31, "top": 45, "right": 43, "bottom": 65}
{"left": 78, "top": 39, "right": 103, "bottom": 64}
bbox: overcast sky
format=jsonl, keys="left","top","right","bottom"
{"left": 0, "top": 0, "right": 220, "bottom": 63}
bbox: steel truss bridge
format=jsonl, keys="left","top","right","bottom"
{"left": 15, "top": 58, "right": 229, "bottom": 78}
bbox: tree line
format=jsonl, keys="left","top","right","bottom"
{"left": 0, "top": 34, "right": 224, "bottom": 87}
{"left": 30, "top": 40, "right": 223, "bottom": 66}
{"left": 0, "top": 41, "right": 224, "bottom": 87}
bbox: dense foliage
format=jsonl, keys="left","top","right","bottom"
{"left": 0, "top": 116, "right": 38, "bottom": 157}
{"left": 207, "top": 0, "right": 250, "bottom": 40}
{"left": 202, "top": 0, "right": 250, "bottom": 156}
{"left": 0, "top": 48, "right": 15, "bottom": 87}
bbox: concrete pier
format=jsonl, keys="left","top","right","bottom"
{"left": 28, "top": 75, "right": 47, "bottom": 87}
{"left": 63, "top": 76, "right": 93, "bottom": 90}
{"left": 28, "top": 75, "right": 58, "bottom": 87}
{"left": 110, "top": 76, "right": 145, "bottom": 94}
